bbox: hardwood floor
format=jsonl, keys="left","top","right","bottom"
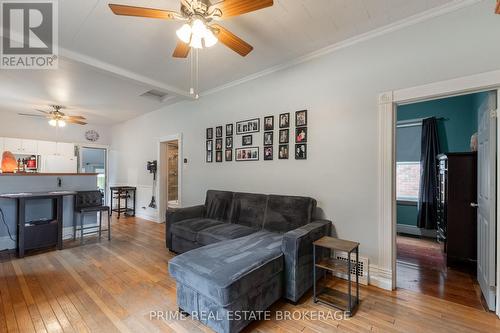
{"left": 0, "top": 217, "right": 499, "bottom": 333}
{"left": 396, "top": 235, "right": 487, "bottom": 311}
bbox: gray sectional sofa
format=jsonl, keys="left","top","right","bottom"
{"left": 167, "top": 190, "right": 331, "bottom": 333}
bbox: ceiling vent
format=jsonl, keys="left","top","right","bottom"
{"left": 141, "top": 89, "right": 169, "bottom": 102}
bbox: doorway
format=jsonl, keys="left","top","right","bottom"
{"left": 394, "top": 91, "right": 497, "bottom": 311}
{"left": 79, "top": 146, "right": 107, "bottom": 194}
{"left": 158, "top": 135, "right": 182, "bottom": 223}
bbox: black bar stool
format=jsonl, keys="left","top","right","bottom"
{"left": 74, "top": 191, "right": 111, "bottom": 244}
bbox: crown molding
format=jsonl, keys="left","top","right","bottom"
{"left": 201, "top": 0, "right": 481, "bottom": 97}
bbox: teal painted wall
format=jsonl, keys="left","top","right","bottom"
{"left": 396, "top": 93, "right": 480, "bottom": 228}
{"left": 397, "top": 94, "right": 478, "bottom": 153}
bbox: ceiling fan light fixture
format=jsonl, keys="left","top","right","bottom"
{"left": 58, "top": 120, "right": 66, "bottom": 127}
{"left": 49, "top": 119, "right": 57, "bottom": 127}
{"left": 203, "top": 28, "right": 218, "bottom": 47}
{"left": 189, "top": 34, "right": 203, "bottom": 49}
{"left": 176, "top": 23, "right": 192, "bottom": 43}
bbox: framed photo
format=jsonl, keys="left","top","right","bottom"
{"left": 225, "top": 149, "right": 233, "bottom": 161}
{"left": 236, "top": 147, "right": 259, "bottom": 161}
{"left": 279, "top": 113, "right": 290, "bottom": 128}
{"left": 264, "top": 146, "right": 273, "bottom": 161}
{"left": 206, "top": 140, "right": 213, "bottom": 151}
{"left": 216, "top": 151, "right": 223, "bottom": 162}
{"left": 242, "top": 135, "right": 253, "bottom": 146}
{"left": 226, "top": 136, "right": 233, "bottom": 149}
{"left": 264, "top": 116, "right": 274, "bottom": 131}
{"left": 295, "top": 144, "right": 307, "bottom": 160}
{"left": 216, "top": 126, "right": 223, "bottom": 138}
{"left": 279, "top": 129, "right": 289, "bottom": 144}
{"left": 236, "top": 118, "right": 260, "bottom": 135}
{"left": 264, "top": 132, "right": 273, "bottom": 145}
{"left": 278, "top": 145, "right": 289, "bottom": 159}
{"left": 296, "top": 110, "right": 307, "bottom": 127}
{"left": 206, "top": 150, "right": 213, "bottom": 163}
{"left": 206, "top": 128, "right": 213, "bottom": 140}
{"left": 226, "top": 124, "right": 233, "bottom": 136}
{"left": 296, "top": 127, "right": 307, "bottom": 143}
{"left": 216, "top": 138, "right": 223, "bottom": 150}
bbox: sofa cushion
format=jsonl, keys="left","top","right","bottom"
{"left": 229, "top": 192, "right": 268, "bottom": 229}
{"left": 196, "top": 223, "right": 258, "bottom": 245}
{"left": 170, "top": 218, "right": 226, "bottom": 242}
{"left": 169, "top": 231, "right": 284, "bottom": 307}
{"left": 263, "top": 195, "right": 316, "bottom": 233}
{"left": 204, "top": 190, "right": 234, "bottom": 221}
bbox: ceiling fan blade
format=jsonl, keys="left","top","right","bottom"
{"left": 34, "top": 109, "right": 49, "bottom": 114}
{"left": 213, "top": 0, "right": 273, "bottom": 18}
{"left": 66, "top": 119, "right": 88, "bottom": 125}
{"left": 65, "top": 115, "right": 87, "bottom": 120}
{"left": 212, "top": 24, "right": 253, "bottom": 56}
{"left": 18, "top": 113, "right": 46, "bottom": 118}
{"left": 496, "top": 0, "right": 500, "bottom": 14}
{"left": 109, "top": 4, "right": 177, "bottom": 19}
{"left": 172, "top": 41, "right": 191, "bottom": 58}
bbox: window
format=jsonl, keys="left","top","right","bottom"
{"left": 396, "top": 121, "right": 422, "bottom": 201}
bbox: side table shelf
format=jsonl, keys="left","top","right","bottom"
{"left": 313, "top": 236, "right": 360, "bottom": 316}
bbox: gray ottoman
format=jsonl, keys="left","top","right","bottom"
{"left": 168, "top": 231, "right": 284, "bottom": 333}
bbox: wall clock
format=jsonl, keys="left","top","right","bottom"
{"left": 85, "top": 130, "right": 100, "bottom": 142}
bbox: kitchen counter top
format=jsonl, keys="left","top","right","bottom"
{"left": 0, "top": 173, "right": 98, "bottom": 176}
{"left": 0, "top": 191, "right": 77, "bottom": 199}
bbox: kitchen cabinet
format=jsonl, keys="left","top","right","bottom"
{"left": 56, "top": 142, "right": 75, "bottom": 157}
{"left": 4, "top": 138, "right": 38, "bottom": 155}
{"left": 37, "top": 140, "right": 57, "bottom": 155}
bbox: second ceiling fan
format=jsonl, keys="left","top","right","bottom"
{"left": 109, "top": 0, "right": 274, "bottom": 58}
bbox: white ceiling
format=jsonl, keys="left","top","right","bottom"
{"left": 0, "top": 0, "right": 466, "bottom": 125}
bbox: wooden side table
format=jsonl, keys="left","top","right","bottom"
{"left": 313, "top": 236, "right": 360, "bottom": 316}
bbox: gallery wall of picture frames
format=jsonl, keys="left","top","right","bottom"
{"left": 206, "top": 110, "right": 308, "bottom": 163}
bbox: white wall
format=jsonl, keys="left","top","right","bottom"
{"left": 0, "top": 109, "right": 111, "bottom": 145}
{"left": 109, "top": 2, "right": 500, "bottom": 267}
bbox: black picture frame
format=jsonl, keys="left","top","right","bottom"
{"left": 216, "top": 138, "right": 223, "bottom": 151}
{"left": 279, "top": 129, "right": 289, "bottom": 144}
{"left": 295, "top": 127, "right": 307, "bottom": 143}
{"left": 279, "top": 113, "right": 290, "bottom": 128}
{"left": 295, "top": 110, "right": 307, "bottom": 127}
{"left": 206, "top": 140, "right": 213, "bottom": 151}
{"left": 236, "top": 118, "right": 260, "bottom": 135}
{"left": 264, "top": 116, "right": 274, "bottom": 131}
{"left": 216, "top": 126, "right": 223, "bottom": 138}
{"left": 226, "top": 124, "right": 233, "bottom": 136}
{"left": 225, "top": 149, "right": 233, "bottom": 162}
{"left": 295, "top": 144, "right": 307, "bottom": 160}
{"left": 236, "top": 147, "right": 259, "bottom": 161}
{"left": 264, "top": 131, "right": 273, "bottom": 145}
{"left": 206, "top": 128, "right": 213, "bottom": 140}
{"left": 206, "top": 150, "right": 213, "bottom": 163}
{"left": 226, "top": 136, "right": 233, "bottom": 149}
{"left": 264, "top": 146, "right": 273, "bottom": 161}
{"left": 216, "top": 151, "right": 223, "bottom": 162}
{"left": 242, "top": 135, "right": 253, "bottom": 146}
{"left": 278, "top": 145, "right": 289, "bottom": 159}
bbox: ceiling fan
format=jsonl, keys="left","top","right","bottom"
{"left": 18, "top": 105, "right": 88, "bottom": 127}
{"left": 108, "top": 0, "right": 274, "bottom": 58}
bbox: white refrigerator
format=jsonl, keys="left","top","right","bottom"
{"left": 42, "top": 155, "right": 78, "bottom": 173}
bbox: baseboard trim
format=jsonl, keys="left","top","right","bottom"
{"left": 369, "top": 264, "right": 393, "bottom": 290}
{"left": 135, "top": 212, "right": 160, "bottom": 223}
{"left": 397, "top": 224, "right": 436, "bottom": 238}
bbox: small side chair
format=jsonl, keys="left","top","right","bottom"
{"left": 74, "top": 191, "right": 111, "bottom": 244}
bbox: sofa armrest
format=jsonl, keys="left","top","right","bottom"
{"left": 281, "top": 219, "right": 332, "bottom": 302}
{"left": 166, "top": 205, "right": 205, "bottom": 250}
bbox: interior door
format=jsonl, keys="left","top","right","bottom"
{"left": 477, "top": 91, "right": 497, "bottom": 311}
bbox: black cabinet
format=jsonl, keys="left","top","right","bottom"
{"left": 437, "top": 153, "right": 477, "bottom": 266}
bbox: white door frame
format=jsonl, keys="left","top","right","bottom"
{"left": 77, "top": 144, "right": 110, "bottom": 203}
{"left": 157, "top": 134, "right": 183, "bottom": 223}
{"left": 377, "top": 69, "right": 500, "bottom": 316}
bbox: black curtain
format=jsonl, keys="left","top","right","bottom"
{"left": 417, "top": 117, "right": 440, "bottom": 229}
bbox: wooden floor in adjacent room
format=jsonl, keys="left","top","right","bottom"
{"left": 0, "top": 217, "right": 499, "bottom": 333}
{"left": 396, "top": 235, "right": 487, "bottom": 311}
